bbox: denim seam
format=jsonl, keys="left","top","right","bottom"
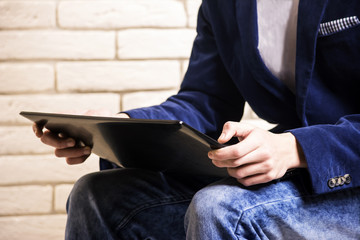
{"left": 114, "top": 194, "right": 194, "bottom": 232}
{"left": 234, "top": 195, "right": 315, "bottom": 238}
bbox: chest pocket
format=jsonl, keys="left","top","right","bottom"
{"left": 318, "top": 16, "right": 360, "bottom": 37}
{"left": 314, "top": 14, "right": 360, "bottom": 111}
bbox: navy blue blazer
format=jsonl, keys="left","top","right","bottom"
{"left": 122, "top": 0, "right": 360, "bottom": 195}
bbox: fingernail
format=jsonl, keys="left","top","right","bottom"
{"left": 83, "top": 147, "right": 91, "bottom": 155}
{"left": 219, "top": 132, "right": 226, "bottom": 140}
{"left": 66, "top": 139, "right": 75, "bottom": 147}
{"left": 58, "top": 133, "right": 65, "bottom": 138}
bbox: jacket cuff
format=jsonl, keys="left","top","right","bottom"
{"left": 289, "top": 126, "right": 354, "bottom": 195}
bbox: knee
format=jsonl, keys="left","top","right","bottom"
{"left": 66, "top": 168, "right": 163, "bottom": 212}
{"left": 66, "top": 171, "right": 105, "bottom": 211}
{"left": 184, "top": 183, "right": 247, "bottom": 238}
{"left": 186, "top": 184, "right": 230, "bottom": 223}
{"left": 185, "top": 180, "right": 256, "bottom": 228}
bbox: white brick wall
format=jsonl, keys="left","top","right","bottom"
{"left": 0, "top": 185, "right": 52, "bottom": 215}
{"left": 58, "top": 0, "right": 187, "bottom": 29}
{"left": 0, "top": 63, "right": 54, "bottom": 93}
{"left": 117, "top": 29, "right": 196, "bottom": 59}
{"left": 57, "top": 61, "right": 181, "bottom": 92}
{"left": 0, "top": 215, "right": 67, "bottom": 240}
{"left": 0, "top": 31, "right": 116, "bottom": 60}
{"left": 0, "top": 0, "right": 271, "bottom": 238}
{"left": 0, "top": 1, "right": 56, "bottom": 29}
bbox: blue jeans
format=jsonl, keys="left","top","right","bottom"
{"left": 66, "top": 168, "right": 360, "bottom": 239}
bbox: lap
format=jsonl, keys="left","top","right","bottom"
{"left": 67, "top": 168, "right": 360, "bottom": 239}
{"left": 67, "top": 168, "right": 220, "bottom": 239}
{"left": 186, "top": 170, "right": 360, "bottom": 239}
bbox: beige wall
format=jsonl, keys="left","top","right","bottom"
{"left": 0, "top": 0, "right": 272, "bottom": 239}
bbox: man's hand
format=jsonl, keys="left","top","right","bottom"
{"left": 32, "top": 110, "right": 130, "bottom": 165}
{"left": 208, "top": 122, "right": 307, "bottom": 186}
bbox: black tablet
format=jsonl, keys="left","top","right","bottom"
{"left": 20, "top": 111, "right": 228, "bottom": 177}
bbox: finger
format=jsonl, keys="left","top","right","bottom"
{"left": 235, "top": 173, "right": 277, "bottom": 187}
{"left": 41, "top": 130, "right": 76, "bottom": 149}
{"left": 218, "top": 121, "right": 238, "bottom": 144}
{"left": 227, "top": 160, "right": 272, "bottom": 179}
{"left": 209, "top": 137, "right": 258, "bottom": 162}
{"left": 55, "top": 146, "right": 91, "bottom": 158}
{"left": 218, "top": 122, "right": 255, "bottom": 144}
{"left": 66, "top": 155, "right": 90, "bottom": 165}
{"left": 32, "top": 122, "right": 44, "bottom": 138}
{"left": 212, "top": 148, "right": 267, "bottom": 168}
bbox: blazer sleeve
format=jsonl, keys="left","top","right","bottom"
{"left": 289, "top": 115, "right": 360, "bottom": 194}
{"left": 124, "top": 4, "right": 245, "bottom": 139}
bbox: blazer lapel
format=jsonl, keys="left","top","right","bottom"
{"left": 234, "top": 0, "right": 329, "bottom": 124}
{"left": 235, "top": 0, "right": 295, "bottom": 102}
{"left": 295, "top": 0, "right": 328, "bottom": 125}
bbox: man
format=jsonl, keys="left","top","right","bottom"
{"left": 34, "top": 0, "right": 360, "bottom": 239}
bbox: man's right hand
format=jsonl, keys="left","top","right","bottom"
{"left": 32, "top": 111, "right": 130, "bottom": 165}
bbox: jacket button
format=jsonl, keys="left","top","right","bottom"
{"left": 335, "top": 177, "right": 341, "bottom": 187}
{"left": 328, "top": 178, "right": 336, "bottom": 188}
{"left": 338, "top": 176, "right": 346, "bottom": 186}
{"left": 344, "top": 174, "right": 352, "bottom": 184}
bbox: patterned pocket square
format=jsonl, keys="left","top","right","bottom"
{"left": 319, "top": 16, "right": 360, "bottom": 37}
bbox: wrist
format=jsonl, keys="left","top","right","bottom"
{"left": 283, "top": 132, "right": 307, "bottom": 169}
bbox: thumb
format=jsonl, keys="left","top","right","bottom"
{"left": 218, "top": 122, "right": 255, "bottom": 144}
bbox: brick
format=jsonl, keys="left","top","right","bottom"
{"left": 0, "top": 154, "right": 99, "bottom": 185}
{"left": 0, "top": 1, "right": 56, "bottom": 29}
{"left": 54, "top": 184, "right": 73, "bottom": 213}
{"left": 0, "top": 93, "right": 120, "bottom": 124}
{"left": 122, "top": 90, "right": 177, "bottom": 111}
{"left": 186, "top": 0, "right": 202, "bottom": 28}
{"left": 117, "top": 29, "right": 196, "bottom": 59}
{"left": 0, "top": 126, "right": 52, "bottom": 155}
{"left": 0, "top": 31, "right": 115, "bottom": 60}
{"left": 57, "top": 61, "right": 181, "bottom": 92}
{"left": 59, "top": 0, "right": 186, "bottom": 29}
{"left": 182, "top": 60, "right": 190, "bottom": 79}
{"left": 0, "top": 63, "right": 54, "bottom": 93}
{"left": 0, "top": 215, "right": 67, "bottom": 240}
{"left": 0, "top": 185, "right": 52, "bottom": 215}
